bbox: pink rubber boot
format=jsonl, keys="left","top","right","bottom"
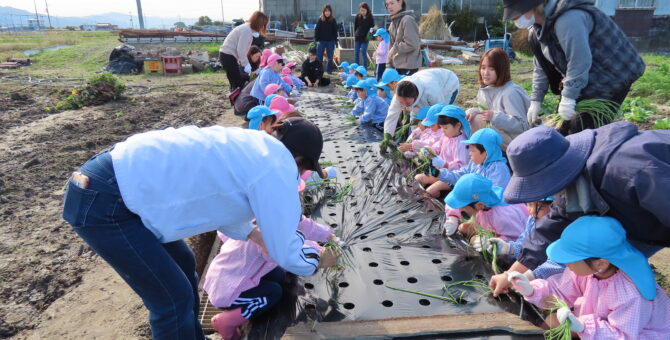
{"left": 211, "top": 307, "right": 248, "bottom": 340}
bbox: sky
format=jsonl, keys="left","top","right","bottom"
{"left": 1, "top": 0, "right": 258, "bottom": 21}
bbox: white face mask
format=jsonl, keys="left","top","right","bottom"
{"left": 514, "top": 14, "right": 535, "bottom": 29}
{"left": 252, "top": 32, "right": 260, "bottom": 38}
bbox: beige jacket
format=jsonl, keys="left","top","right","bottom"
{"left": 387, "top": 10, "right": 421, "bottom": 70}
{"left": 219, "top": 23, "right": 253, "bottom": 68}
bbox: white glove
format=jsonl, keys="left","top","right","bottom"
{"left": 557, "top": 307, "right": 585, "bottom": 333}
{"left": 487, "top": 237, "right": 510, "bottom": 256}
{"left": 325, "top": 166, "right": 337, "bottom": 178}
{"left": 431, "top": 156, "right": 445, "bottom": 168}
{"left": 507, "top": 271, "right": 533, "bottom": 296}
{"left": 418, "top": 147, "right": 431, "bottom": 158}
{"left": 523, "top": 269, "right": 535, "bottom": 281}
{"left": 243, "top": 64, "right": 252, "bottom": 75}
{"left": 471, "top": 235, "right": 490, "bottom": 252}
{"left": 443, "top": 216, "right": 459, "bottom": 237}
{"left": 558, "top": 97, "right": 577, "bottom": 121}
{"left": 465, "top": 107, "right": 480, "bottom": 121}
{"left": 527, "top": 101, "right": 541, "bottom": 124}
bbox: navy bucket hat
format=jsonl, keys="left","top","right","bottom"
{"left": 503, "top": 126, "right": 595, "bottom": 204}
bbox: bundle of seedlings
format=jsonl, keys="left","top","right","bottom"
{"left": 544, "top": 296, "right": 572, "bottom": 340}
{"left": 473, "top": 224, "right": 502, "bottom": 274}
{"left": 321, "top": 236, "right": 352, "bottom": 276}
{"left": 407, "top": 147, "right": 437, "bottom": 178}
{"left": 544, "top": 98, "right": 621, "bottom": 129}
{"left": 419, "top": 6, "right": 451, "bottom": 41}
{"left": 443, "top": 278, "right": 494, "bottom": 301}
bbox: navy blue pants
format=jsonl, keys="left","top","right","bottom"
{"left": 62, "top": 150, "right": 205, "bottom": 340}
{"left": 225, "top": 267, "right": 285, "bottom": 320}
{"left": 375, "top": 63, "right": 386, "bottom": 82}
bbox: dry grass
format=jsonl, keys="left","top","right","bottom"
{"left": 419, "top": 6, "right": 451, "bottom": 41}
{"left": 0, "top": 30, "right": 114, "bottom": 60}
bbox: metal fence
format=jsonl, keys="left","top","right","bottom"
{"left": 618, "top": 0, "right": 656, "bottom": 8}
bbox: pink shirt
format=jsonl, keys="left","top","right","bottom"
{"left": 526, "top": 269, "right": 670, "bottom": 340}
{"left": 203, "top": 216, "right": 331, "bottom": 308}
{"left": 475, "top": 203, "right": 528, "bottom": 241}
{"left": 437, "top": 134, "right": 469, "bottom": 171}
{"left": 375, "top": 40, "right": 389, "bottom": 64}
{"left": 411, "top": 128, "right": 443, "bottom": 154}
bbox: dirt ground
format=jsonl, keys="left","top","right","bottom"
{"left": 2, "top": 62, "right": 669, "bottom": 339}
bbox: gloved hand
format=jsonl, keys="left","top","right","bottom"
{"left": 558, "top": 97, "right": 577, "bottom": 121}
{"left": 465, "top": 107, "right": 480, "bottom": 121}
{"left": 527, "top": 101, "right": 541, "bottom": 125}
{"left": 486, "top": 237, "right": 510, "bottom": 256}
{"left": 431, "top": 156, "right": 445, "bottom": 168}
{"left": 556, "top": 307, "right": 585, "bottom": 333}
{"left": 507, "top": 271, "right": 533, "bottom": 296}
{"left": 471, "top": 235, "right": 490, "bottom": 252}
{"left": 379, "top": 133, "right": 392, "bottom": 153}
{"left": 523, "top": 269, "right": 535, "bottom": 281}
{"left": 443, "top": 216, "right": 459, "bottom": 237}
{"left": 243, "top": 64, "right": 252, "bottom": 75}
{"left": 328, "top": 234, "right": 345, "bottom": 246}
{"left": 325, "top": 166, "right": 337, "bottom": 178}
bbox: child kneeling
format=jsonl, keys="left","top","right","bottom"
{"left": 349, "top": 79, "right": 388, "bottom": 131}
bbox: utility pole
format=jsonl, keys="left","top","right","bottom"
{"left": 135, "top": 0, "right": 145, "bottom": 29}
{"left": 44, "top": 0, "right": 52, "bottom": 28}
{"left": 32, "top": 0, "right": 41, "bottom": 29}
{"left": 220, "top": 0, "right": 225, "bottom": 22}
{"left": 129, "top": 11, "right": 134, "bottom": 29}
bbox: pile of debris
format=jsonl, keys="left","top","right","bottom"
{"left": 0, "top": 58, "right": 31, "bottom": 70}
{"left": 103, "top": 45, "right": 220, "bottom": 75}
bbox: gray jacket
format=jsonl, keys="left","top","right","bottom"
{"left": 387, "top": 10, "right": 421, "bottom": 70}
{"left": 530, "top": 0, "right": 644, "bottom": 102}
{"left": 475, "top": 81, "right": 530, "bottom": 148}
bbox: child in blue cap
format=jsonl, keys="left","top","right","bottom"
{"left": 246, "top": 105, "right": 280, "bottom": 134}
{"left": 415, "top": 105, "right": 472, "bottom": 198}
{"left": 375, "top": 68, "right": 404, "bottom": 93}
{"left": 337, "top": 61, "right": 350, "bottom": 82}
{"left": 349, "top": 79, "right": 389, "bottom": 131}
{"left": 375, "top": 84, "right": 392, "bottom": 106}
{"left": 372, "top": 28, "right": 390, "bottom": 82}
{"left": 344, "top": 75, "right": 359, "bottom": 103}
{"left": 348, "top": 63, "right": 359, "bottom": 77}
{"left": 354, "top": 65, "right": 368, "bottom": 81}
{"left": 508, "top": 216, "right": 670, "bottom": 338}
{"left": 444, "top": 173, "right": 527, "bottom": 241}
{"left": 399, "top": 104, "right": 444, "bottom": 159}
{"left": 403, "top": 105, "right": 431, "bottom": 144}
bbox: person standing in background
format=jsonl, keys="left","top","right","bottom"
{"left": 354, "top": 2, "right": 375, "bottom": 69}
{"left": 385, "top": 0, "right": 421, "bottom": 76}
{"left": 315, "top": 4, "right": 338, "bottom": 75}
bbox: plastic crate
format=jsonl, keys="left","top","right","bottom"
{"left": 143, "top": 58, "right": 163, "bottom": 74}
{"left": 162, "top": 56, "right": 183, "bottom": 75}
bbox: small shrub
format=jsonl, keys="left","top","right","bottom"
{"left": 622, "top": 96, "right": 655, "bottom": 123}
{"left": 653, "top": 118, "right": 670, "bottom": 129}
{"left": 54, "top": 72, "right": 125, "bottom": 110}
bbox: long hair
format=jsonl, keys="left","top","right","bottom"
{"left": 320, "top": 4, "right": 334, "bottom": 22}
{"left": 247, "top": 45, "right": 262, "bottom": 71}
{"left": 248, "top": 11, "right": 269, "bottom": 35}
{"left": 356, "top": 2, "right": 373, "bottom": 21}
{"left": 478, "top": 48, "right": 511, "bottom": 87}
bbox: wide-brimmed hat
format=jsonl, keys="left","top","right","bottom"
{"left": 444, "top": 173, "right": 506, "bottom": 209}
{"left": 275, "top": 117, "right": 325, "bottom": 178}
{"left": 503, "top": 126, "right": 595, "bottom": 204}
{"left": 502, "top": 0, "right": 544, "bottom": 20}
{"left": 547, "top": 216, "right": 657, "bottom": 300}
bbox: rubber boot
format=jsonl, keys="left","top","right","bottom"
{"left": 210, "top": 307, "right": 248, "bottom": 340}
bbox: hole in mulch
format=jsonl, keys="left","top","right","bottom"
{"left": 421, "top": 245, "right": 431, "bottom": 249}
{"left": 377, "top": 211, "right": 385, "bottom": 215}
{"left": 369, "top": 262, "right": 379, "bottom": 267}
{"left": 464, "top": 256, "right": 473, "bottom": 261}
{"left": 363, "top": 247, "right": 372, "bottom": 252}
{"left": 419, "top": 299, "right": 431, "bottom": 306}
{"left": 304, "top": 283, "right": 314, "bottom": 289}
{"left": 432, "top": 259, "right": 442, "bottom": 264}
{"left": 380, "top": 221, "right": 388, "bottom": 226}
{"left": 305, "top": 304, "right": 316, "bottom": 309}
{"left": 360, "top": 235, "right": 368, "bottom": 240}
{"left": 390, "top": 192, "right": 398, "bottom": 196}
{"left": 413, "top": 233, "right": 423, "bottom": 238}
{"left": 356, "top": 223, "right": 363, "bottom": 227}
{"left": 475, "top": 274, "right": 485, "bottom": 281}
{"left": 343, "top": 303, "right": 355, "bottom": 310}
{"left": 407, "top": 219, "right": 415, "bottom": 223}
{"left": 372, "top": 200, "right": 380, "bottom": 203}
{"left": 428, "top": 209, "right": 434, "bottom": 213}
{"left": 392, "top": 245, "right": 401, "bottom": 250}
{"left": 337, "top": 156, "right": 343, "bottom": 158}
{"left": 407, "top": 277, "right": 418, "bottom": 283}
{"left": 441, "top": 275, "right": 453, "bottom": 281}
{"left": 373, "top": 279, "right": 384, "bottom": 285}
{"left": 338, "top": 282, "right": 349, "bottom": 288}
{"left": 329, "top": 213, "right": 336, "bottom": 216}
{"left": 382, "top": 300, "right": 394, "bottom": 307}
{"left": 400, "top": 260, "right": 410, "bottom": 266}
{"left": 416, "top": 199, "right": 425, "bottom": 204}
{"left": 345, "top": 177, "right": 351, "bottom": 180}
{"left": 387, "top": 184, "right": 393, "bottom": 188}
{"left": 456, "top": 298, "right": 468, "bottom": 305}
{"left": 350, "top": 202, "right": 357, "bottom": 207}
{"left": 387, "top": 233, "right": 396, "bottom": 238}
{"left": 396, "top": 200, "right": 403, "bottom": 204}
{"left": 341, "top": 171, "right": 348, "bottom": 174}
{"left": 327, "top": 203, "right": 335, "bottom": 207}
{"left": 400, "top": 210, "right": 408, "bottom": 214}
{"left": 330, "top": 223, "right": 338, "bottom": 228}
{"left": 361, "top": 170, "right": 367, "bottom": 173}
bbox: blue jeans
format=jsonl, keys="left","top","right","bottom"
{"left": 316, "top": 40, "right": 336, "bottom": 73}
{"left": 354, "top": 41, "right": 369, "bottom": 68}
{"left": 62, "top": 150, "right": 205, "bottom": 340}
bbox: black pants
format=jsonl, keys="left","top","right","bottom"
{"left": 375, "top": 63, "right": 386, "bottom": 82}
{"left": 224, "top": 267, "right": 285, "bottom": 320}
{"left": 300, "top": 76, "right": 331, "bottom": 87}
{"left": 396, "top": 68, "right": 418, "bottom": 76}
{"left": 219, "top": 52, "right": 244, "bottom": 91}
{"left": 559, "top": 83, "right": 632, "bottom": 136}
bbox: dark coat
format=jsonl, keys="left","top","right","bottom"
{"left": 354, "top": 15, "right": 374, "bottom": 43}
{"left": 315, "top": 18, "right": 338, "bottom": 42}
{"left": 520, "top": 122, "right": 670, "bottom": 269}
{"left": 300, "top": 59, "right": 324, "bottom": 82}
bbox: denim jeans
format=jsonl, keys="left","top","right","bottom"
{"left": 354, "top": 41, "right": 369, "bottom": 68}
{"left": 316, "top": 40, "right": 336, "bottom": 73}
{"left": 62, "top": 150, "right": 205, "bottom": 340}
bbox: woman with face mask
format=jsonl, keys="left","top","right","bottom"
{"left": 502, "top": 0, "right": 645, "bottom": 135}
{"left": 219, "top": 11, "right": 269, "bottom": 105}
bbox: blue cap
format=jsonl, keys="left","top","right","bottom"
{"left": 375, "top": 83, "right": 391, "bottom": 100}
{"left": 421, "top": 104, "right": 445, "bottom": 127}
{"left": 352, "top": 79, "right": 375, "bottom": 97}
{"left": 373, "top": 28, "right": 390, "bottom": 44}
{"left": 547, "top": 216, "right": 656, "bottom": 300}
{"left": 461, "top": 128, "right": 505, "bottom": 166}
{"left": 444, "top": 173, "right": 507, "bottom": 209}
{"left": 264, "top": 94, "right": 278, "bottom": 107}
{"left": 355, "top": 65, "right": 367, "bottom": 77}
{"left": 348, "top": 63, "right": 359, "bottom": 72}
{"left": 345, "top": 74, "right": 358, "bottom": 88}
{"left": 376, "top": 68, "right": 404, "bottom": 87}
{"left": 539, "top": 196, "right": 553, "bottom": 202}
{"left": 338, "top": 61, "right": 350, "bottom": 69}
{"left": 412, "top": 106, "right": 431, "bottom": 121}
{"left": 247, "top": 105, "right": 280, "bottom": 130}
{"left": 437, "top": 105, "right": 471, "bottom": 138}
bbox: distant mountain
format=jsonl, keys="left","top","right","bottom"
{"left": 0, "top": 6, "right": 197, "bottom": 29}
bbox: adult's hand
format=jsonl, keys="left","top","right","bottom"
{"left": 527, "top": 101, "right": 541, "bottom": 124}
{"left": 379, "top": 133, "right": 392, "bottom": 153}
{"left": 558, "top": 97, "right": 577, "bottom": 121}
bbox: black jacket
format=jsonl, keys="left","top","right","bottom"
{"left": 315, "top": 18, "right": 338, "bottom": 42}
{"left": 354, "top": 15, "right": 374, "bottom": 43}
{"left": 300, "top": 59, "right": 324, "bottom": 82}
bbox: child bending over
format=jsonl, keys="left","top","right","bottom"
{"left": 398, "top": 104, "right": 444, "bottom": 158}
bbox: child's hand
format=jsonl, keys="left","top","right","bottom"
{"left": 556, "top": 307, "right": 585, "bottom": 333}
{"left": 443, "top": 216, "right": 459, "bottom": 236}
{"left": 431, "top": 156, "right": 445, "bottom": 168}
{"left": 398, "top": 143, "right": 412, "bottom": 152}
{"left": 318, "top": 247, "right": 338, "bottom": 268}
{"left": 507, "top": 271, "right": 533, "bottom": 296}
{"left": 473, "top": 237, "right": 510, "bottom": 256}
{"left": 328, "top": 234, "right": 344, "bottom": 246}
{"left": 458, "top": 221, "right": 475, "bottom": 236}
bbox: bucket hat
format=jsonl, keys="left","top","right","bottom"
{"left": 421, "top": 104, "right": 445, "bottom": 127}
{"left": 345, "top": 75, "right": 358, "bottom": 88}
{"left": 355, "top": 65, "right": 368, "bottom": 77}
{"left": 269, "top": 95, "right": 295, "bottom": 115}
{"left": 547, "top": 215, "right": 657, "bottom": 300}
{"left": 373, "top": 28, "right": 390, "bottom": 44}
{"left": 348, "top": 63, "right": 359, "bottom": 72}
{"left": 437, "top": 105, "right": 471, "bottom": 138}
{"left": 444, "top": 173, "right": 507, "bottom": 209}
{"left": 503, "top": 126, "right": 595, "bottom": 204}
{"left": 266, "top": 54, "right": 284, "bottom": 67}
{"left": 502, "top": 0, "right": 544, "bottom": 20}
{"left": 264, "top": 94, "right": 278, "bottom": 107}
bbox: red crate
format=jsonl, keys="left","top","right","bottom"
{"left": 162, "top": 56, "right": 183, "bottom": 75}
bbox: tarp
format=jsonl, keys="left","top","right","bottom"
{"left": 103, "top": 45, "right": 140, "bottom": 74}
